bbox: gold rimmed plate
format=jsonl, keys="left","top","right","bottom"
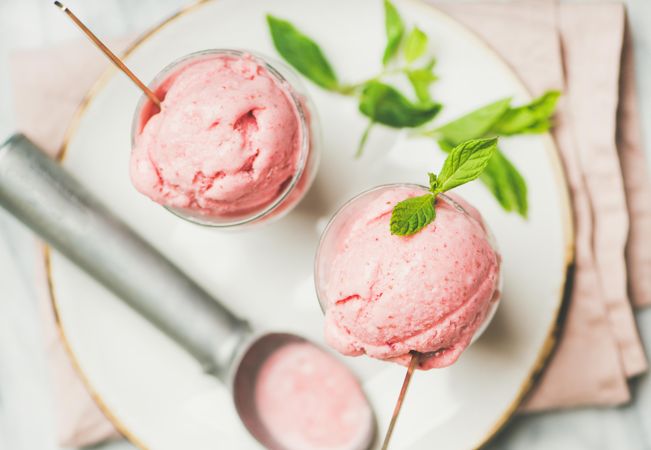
{"left": 48, "top": 0, "right": 574, "bottom": 448}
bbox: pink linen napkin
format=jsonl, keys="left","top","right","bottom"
{"left": 435, "top": 0, "right": 650, "bottom": 411}
{"left": 618, "top": 22, "right": 651, "bottom": 310}
{"left": 9, "top": 0, "right": 650, "bottom": 447}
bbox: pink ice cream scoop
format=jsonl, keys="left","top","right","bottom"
{"left": 254, "top": 342, "right": 375, "bottom": 450}
{"left": 316, "top": 185, "right": 501, "bottom": 370}
{"left": 131, "top": 50, "right": 314, "bottom": 225}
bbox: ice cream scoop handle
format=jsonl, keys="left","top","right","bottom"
{"left": 0, "top": 134, "right": 250, "bottom": 379}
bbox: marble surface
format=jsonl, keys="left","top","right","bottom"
{"left": 0, "top": 0, "right": 650, "bottom": 449}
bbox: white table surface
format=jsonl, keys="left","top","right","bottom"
{"left": 1, "top": 0, "right": 650, "bottom": 449}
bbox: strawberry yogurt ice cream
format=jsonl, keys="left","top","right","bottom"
{"left": 131, "top": 51, "right": 312, "bottom": 224}
{"left": 316, "top": 185, "right": 501, "bottom": 370}
{"left": 255, "top": 342, "right": 374, "bottom": 450}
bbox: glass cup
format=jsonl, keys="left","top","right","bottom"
{"left": 131, "top": 49, "right": 320, "bottom": 228}
{"left": 315, "top": 184, "right": 502, "bottom": 349}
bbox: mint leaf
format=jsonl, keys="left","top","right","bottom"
{"left": 428, "top": 172, "right": 438, "bottom": 192}
{"left": 469, "top": 92, "right": 555, "bottom": 216}
{"left": 382, "top": 0, "right": 405, "bottom": 65}
{"left": 267, "top": 15, "right": 339, "bottom": 90}
{"left": 391, "top": 138, "right": 498, "bottom": 236}
{"left": 359, "top": 81, "right": 441, "bottom": 128}
{"left": 438, "top": 138, "right": 528, "bottom": 217}
{"left": 404, "top": 27, "right": 428, "bottom": 63}
{"left": 480, "top": 148, "right": 528, "bottom": 217}
{"left": 491, "top": 91, "right": 560, "bottom": 135}
{"left": 406, "top": 59, "right": 437, "bottom": 103}
{"left": 436, "top": 137, "right": 498, "bottom": 193}
{"left": 390, "top": 194, "right": 435, "bottom": 235}
{"left": 430, "top": 92, "right": 558, "bottom": 217}
{"left": 434, "top": 91, "right": 560, "bottom": 144}
{"left": 436, "top": 98, "right": 511, "bottom": 145}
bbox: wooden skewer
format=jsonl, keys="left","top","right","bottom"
{"left": 380, "top": 351, "right": 420, "bottom": 450}
{"left": 54, "top": 1, "right": 161, "bottom": 108}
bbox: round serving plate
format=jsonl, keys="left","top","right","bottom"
{"left": 47, "top": 0, "right": 574, "bottom": 448}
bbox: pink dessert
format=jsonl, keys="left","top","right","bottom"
{"left": 317, "top": 185, "right": 501, "bottom": 370}
{"left": 131, "top": 52, "right": 308, "bottom": 223}
{"left": 255, "top": 342, "right": 374, "bottom": 450}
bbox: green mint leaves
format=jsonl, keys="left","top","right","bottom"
{"left": 266, "top": 15, "right": 339, "bottom": 91}
{"left": 361, "top": 2, "right": 438, "bottom": 153}
{"left": 266, "top": 3, "right": 560, "bottom": 219}
{"left": 359, "top": 81, "right": 441, "bottom": 128}
{"left": 481, "top": 149, "right": 528, "bottom": 216}
{"left": 436, "top": 138, "right": 499, "bottom": 192}
{"left": 267, "top": 1, "right": 440, "bottom": 157}
{"left": 434, "top": 92, "right": 560, "bottom": 145}
{"left": 390, "top": 194, "right": 436, "bottom": 236}
{"left": 382, "top": 0, "right": 405, "bottom": 65}
{"left": 390, "top": 137, "right": 498, "bottom": 236}
{"left": 431, "top": 91, "right": 560, "bottom": 217}
{"left": 435, "top": 98, "right": 511, "bottom": 145}
{"left": 491, "top": 90, "right": 560, "bottom": 135}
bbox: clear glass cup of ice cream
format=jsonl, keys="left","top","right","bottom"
{"left": 130, "top": 49, "right": 320, "bottom": 228}
{"left": 315, "top": 184, "right": 502, "bottom": 370}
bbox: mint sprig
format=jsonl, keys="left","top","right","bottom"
{"left": 432, "top": 91, "right": 560, "bottom": 142}
{"left": 429, "top": 91, "right": 559, "bottom": 217}
{"left": 491, "top": 91, "right": 560, "bottom": 135}
{"left": 267, "top": 1, "right": 440, "bottom": 157}
{"left": 266, "top": 4, "right": 560, "bottom": 219}
{"left": 434, "top": 98, "right": 511, "bottom": 145}
{"left": 390, "top": 137, "right": 498, "bottom": 236}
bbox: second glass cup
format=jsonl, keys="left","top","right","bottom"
{"left": 130, "top": 49, "right": 320, "bottom": 228}
{"left": 314, "top": 184, "right": 502, "bottom": 369}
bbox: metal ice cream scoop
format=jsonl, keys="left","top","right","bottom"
{"left": 0, "top": 134, "right": 375, "bottom": 450}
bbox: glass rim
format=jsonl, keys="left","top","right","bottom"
{"left": 130, "top": 48, "right": 312, "bottom": 228}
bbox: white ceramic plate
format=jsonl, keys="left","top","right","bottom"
{"left": 48, "top": 0, "right": 573, "bottom": 449}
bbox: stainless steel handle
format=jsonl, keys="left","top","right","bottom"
{"left": 0, "top": 134, "right": 250, "bottom": 379}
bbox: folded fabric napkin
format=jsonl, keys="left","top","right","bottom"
{"left": 9, "top": 0, "right": 650, "bottom": 446}
{"left": 435, "top": 0, "right": 651, "bottom": 411}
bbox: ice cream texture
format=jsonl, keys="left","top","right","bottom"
{"left": 131, "top": 53, "right": 303, "bottom": 220}
{"left": 321, "top": 186, "right": 501, "bottom": 370}
{"left": 255, "top": 342, "right": 373, "bottom": 450}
